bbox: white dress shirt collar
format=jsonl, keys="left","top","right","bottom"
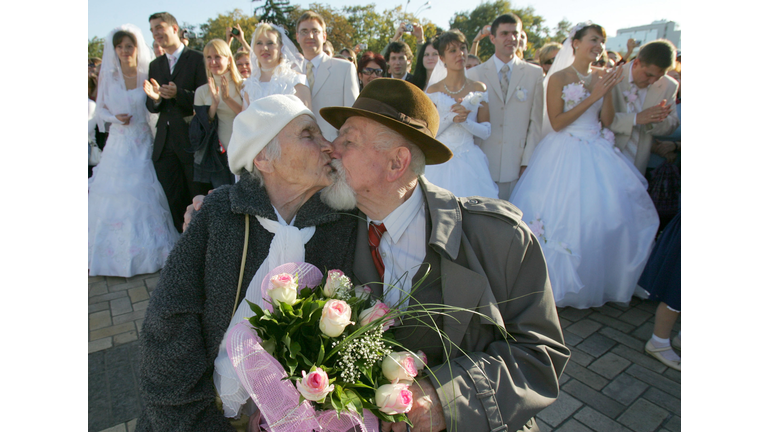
{"left": 368, "top": 183, "right": 424, "bottom": 244}
{"left": 308, "top": 52, "right": 325, "bottom": 71}
{"left": 493, "top": 54, "right": 514, "bottom": 74}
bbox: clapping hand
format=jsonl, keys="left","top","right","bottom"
{"left": 208, "top": 77, "right": 220, "bottom": 105}
{"left": 143, "top": 78, "right": 161, "bottom": 101}
{"left": 159, "top": 81, "right": 177, "bottom": 99}
{"left": 220, "top": 75, "right": 230, "bottom": 100}
{"left": 636, "top": 99, "right": 673, "bottom": 125}
{"left": 450, "top": 99, "right": 470, "bottom": 123}
{"left": 590, "top": 65, "right": 624, "bottom": 99}
{"left": 115, "top": 114, "right": 132, "bottom": 125}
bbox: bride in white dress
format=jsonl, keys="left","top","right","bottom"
{"left": 89, "top": 24, "right": 179, "bottom": 277}
{"left": 423, "top": 30, "right": 499, "bottom": 199}
{"left": 509, "top": 22, "right": 659, "bottom": 309}
{"left": 241, "top": 23, "right": 311, "bottom": 110}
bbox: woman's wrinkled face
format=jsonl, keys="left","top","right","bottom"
{"left": 255, "top": 30, "right": 281, "bottom": 69}
{"left": 270, "top": 115, "right": 334, "bottom": 193}
{"left": 423, "top": 44, "right": 439, "bottom": 71}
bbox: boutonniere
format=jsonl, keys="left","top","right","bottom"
{"left": 561, "top": 82, "right": 587, "bottom": 110}
{"left": 467, "top": 92, "right": 484, "bottom": 107}
{"left": 623, "top": 84, "right": 639, "bottom": 113}
{"left": 514, "top": 86, "right": 528, "bottom": 102}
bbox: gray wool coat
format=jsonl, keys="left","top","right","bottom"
{"left": 135, "top": 174, "right": 358, "bottom": 432}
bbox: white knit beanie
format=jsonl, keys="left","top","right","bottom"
{"left": 228, "top": 94, "right": 314, "bottom": 174}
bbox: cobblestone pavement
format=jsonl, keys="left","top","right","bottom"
{"left": 88, "top": 272, "right": 680, "bottom": 432}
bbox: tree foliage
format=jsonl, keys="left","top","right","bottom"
{"left": 88, "top": 36, "right": 104, "bottom": 59}
{"left": 198, "top": 9, "right": 260, "bottom": 52}
{"left": 256, "top": 0, "right": 297, "bottom": 30}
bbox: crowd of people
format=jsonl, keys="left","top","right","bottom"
{"left": 87, "top": 9, "right": 682, "bottom": 431}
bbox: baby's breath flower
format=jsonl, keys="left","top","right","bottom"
{"left": 335, "top": 327, "right": 391, "bottom": 383}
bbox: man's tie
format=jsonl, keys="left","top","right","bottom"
{"left": 306, "top": 62, "right": 315, "bottom": 93}
{"left": 168, "top": 54, "right": 177, "bottom": 74}
{"left": 368, "top": 222, "right": 387, "bottom": 282}
{"left": 499, "top": 64, "right": 510, "bottom": 100}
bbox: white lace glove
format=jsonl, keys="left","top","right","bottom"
{"left": 436, "top": 111, "right": 458, "bottom": 137}
{"left": 459, "top": 119, "right": 492, "bottom": 140}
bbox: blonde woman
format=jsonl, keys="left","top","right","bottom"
{"left": 192, "top": 38, "right": 244, "bottom": 187}
{"left": 241, "top": 23, "right": 310, "bottom": 109}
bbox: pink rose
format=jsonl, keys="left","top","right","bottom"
{"left": 375, "top": 383, "right": 413, "bottom": 415}
{"left": 359, "top": 300, "right": 394, "bottom": 331}
{"left": 323, "top": 269, "right": 352, "bottom": 298}
{"left": 319, "top": 299, "right": 354, "bottom": 337}
{"left": 414, "top": 350, "right": 427, "bottom": 371}
{"left": 296, "top": 368, "right": 334, "bottom": 402}
{"left": 381, "top": 352, "right": 418, "bottom": 383}
{"left": 267, "top": 273, "right": 298, "bottom": 305}
{"left": 354, "top": 285, "right": 372, "bottom": 301}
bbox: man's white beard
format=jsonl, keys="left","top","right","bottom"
{"left": 320, "top": 159, "right": 357, "bottom": 210}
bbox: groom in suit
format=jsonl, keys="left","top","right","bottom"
{"left": 467, "top": 13, "right": 544, "bottom": 199}
{"left": 295, "top": 11, "right": 359, "bottom": 141}
{"left": 608, "top": 39, "right": 679, "bottom": 175}
{"left": 144, "top": 12, "right": 209, "bottom": 232}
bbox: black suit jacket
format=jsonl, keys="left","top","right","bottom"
{"left": 146, "top": 48, "right": 207, "bottom": 161}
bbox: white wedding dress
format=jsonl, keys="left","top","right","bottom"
{"left": 88, "top": 87, "right": 179, "bottom": 277}
{"left": 509, "top": 81, "right": 659, "bottom": 309}
{"left": 241, "top": 69, "right": 307, "bottom": 109}
{"left": 424, "top": 91, "right": 499, "bottom": 199}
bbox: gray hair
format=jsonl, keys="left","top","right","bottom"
{"left": 372, "top": 125, "right": 425, "bottom": 176}
{"left": 248, "top": 135, "right": 282, "bottom": 186}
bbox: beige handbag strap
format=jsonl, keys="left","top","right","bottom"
{"left": 231, "top": 214, "right": 250, "bottom": 320}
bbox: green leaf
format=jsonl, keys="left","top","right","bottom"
{"left": 260, "top": 338, "right": 276, "bottom": 355}
{"left": 342, "top": 389, "right": 363, "bottom": 417}
{"left": 286, "top": 356, "right": 298, "bottom": 376}
{"left": 317, "top": 340, "right": 325, "bottom": 365}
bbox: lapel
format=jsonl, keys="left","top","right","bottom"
{"left": 505, "top": 56, "right": 525, "bottom": 104}
{"left": 642, "top": 78, "right": 667, "bottom": 111}
{"left": 311, "top": 55, "right": 332, "bottom": 98}
{"left": 157, "top": 54, "right": 172, "bottom": 82}
{"left": 615, "top": 64, "right": 632, "bottom": 111}
{"left": 170, "top": 48, "right": 189, "bottom": 81}
{"left": 482, "top": 59, "right": 505, "bottom": 103}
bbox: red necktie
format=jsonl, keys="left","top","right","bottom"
{"left": 368, "top": 222, "right": 387, "bottom": 281}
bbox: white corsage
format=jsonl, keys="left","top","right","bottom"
{"left": 623, "top": 84, "right": 639, "bottom": 113}
{"left": 468, "top": 92, "right": 484, "bottom": 106}
{"left": 514, "top": 86, "right": 528, "bottom": 102}
{"left": 561, "top": 82, "right": 588, "bottom": 110}
{"left": 528, "top": 215, "right": 546, "bottom": 243}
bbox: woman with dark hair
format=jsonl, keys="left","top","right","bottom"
{"left": 408, "top": 36, "right": 439, "bottom": 90}
{"left": 422, "top": 29, "right": 499, "bottom": 199}
{"left": 356, "top": 51, "right": 386, "bottom": 89}
{"left": 89, "top": 24, "right": 179, "bottom": 277}
{"left": 509, "top": 22, "right": 659, "bottom": 309}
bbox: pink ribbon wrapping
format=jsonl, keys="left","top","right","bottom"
{"left": 228, "top": 262, "right": 379, "bottom": 432}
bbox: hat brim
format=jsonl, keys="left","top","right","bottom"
{"left": 320, "top": 106, "right": 453, "bottom": 165}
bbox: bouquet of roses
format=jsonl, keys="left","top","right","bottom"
{"left": 226, "top": 262, "right": 427, "bottom": 432}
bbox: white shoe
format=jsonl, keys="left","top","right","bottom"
{"left": 645, "top": 340, "right": 681, "bottom": 371}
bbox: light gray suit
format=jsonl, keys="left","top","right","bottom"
{"left": 306, "top": 53, "right": 360, "bottom": 140}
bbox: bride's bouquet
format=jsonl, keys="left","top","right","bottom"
{"left": 226, "top": 262, "right": 428, "bottom": 432}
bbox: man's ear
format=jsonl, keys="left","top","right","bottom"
{"left": 253, "top": 151, "right": 274, "bottom": 174}
{"left": 386, "top": 146, "right": 412, "bottom": 182}
{"left": 172, "top": 24, "right": 179, "bottom": 35}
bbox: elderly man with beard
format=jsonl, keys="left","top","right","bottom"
{"left": 137, "top": 94, "right": 359, "bottom": 432}
{"left": 320, "top": 78, "right": 569, "bottom": 432}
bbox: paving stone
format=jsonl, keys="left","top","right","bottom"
{"left": 537, "top": 390, "right": 583, "bottom": 427}
{"left": 618, "top": 308, "right": 652, "bottom": 326}
{"left": 559, "top": 373, "right": 570, "bottom": 387}
{"left": 135, "top": 318, "right": 145, "bottom": 335}
{"left": 98, "top": 424, "right": 127, "bottom": 432}
{"left": 535, "top": 418, "right": 553, "bottom": 432}
{"left": 89, "top": 291, "right": 129, "bottom": 305}
{"left": 588, "top": 352, "right": 631, "bottom": 379}
{"left": 112, "top": 310, "right": 147, "bottom": 326}
{"left": 608, "top": 300, "right": 633, "bottom": 311}
{"left": 643, "top": 387, "right": 681, "bottom": 416}
{"left": 558, "top": 307, "right": 592, "bottom": 322}
{"left": 592, "top": 304, "right": 623, "bottom": 318}
{"left": 559, "top": 317, "right": 572, "bottom": 329}
{"left": 133, "top": 300, "right": 149, "bottom": 312}
{"left": 600, "top": 372, "right": 648, "bottom": 406}
{"left": 562, "top": 330, "right": 583, "bottom": 346}
{"left": 563, "top": 379, "right": 625, "bottom": 418}
{"left": 109, "top": 278, "right": 148, "bottom": 293}
{"left": 114, "top": 330, "right": 139, "bottom": 345}
{"left": 126, "top": 419, "right": 138, "bottom": 432}
{"left": 90, "top": 275, "right": 106, "bottom": 283}
{"left": 662, "top": 367, "right": 681, "bottom": 384}
{"left": 610, "top": 343, "right": 667, "bottom": 374}
{"left": 554, "top": 418, "right": 592, "bottom": 432}
{"left": 564, "top": 361, "right": 609, "bottom": 391}
{"left": 617, "top": 398, "right": 670, "bottom": 432}
{"left": 106, "top": 276, "right": 128, "bottom": 286}
{"left": 90, "top": 310, "right": 113, "bottom": 331}
{"left": 588, "top": 312, "right": 636, "bottom": 333}
{"left": 128, "top": 286, "right": 150, "bottom": 303}
{"left": 111, "top": 297, "right": 133, "bottom": 316}
{"left": 630, "top": 322, "right": 654, "bottom": 341}
{"left": 635, "top": 299, "right": 659, "bottom": 314}
{"left": 598, "top": 326, "right": 645, "bottom": 352}
{"left": 89, "top": 301, "right": 111, "bottom": 314}
{"left": 144, "top": 276, "right": 160, "bottom": 290}
{"left": 89, "top": 350, "right": 105, "bottom": 375}
{"left": 107, "top": 367, "right": 142, "bottom": 424}
{"left": 625, "top": 364, "right": 680, "bottom": 399}
{"left": 105, "top": 341, "right": 140, "bottom": 370}
{"left": 90, "top": 322, "right": 136, "bottom": 341}
{"left": 576, "top": 333, "right": 616, "bottom": 358}
{"left": 573, "top": 406, "right": 633, "bottom": 432}
{"left": 567, "top": 319, "right": 602, "bottom": 338}
{"left": 662, "top": 415, "right": 681, "bottom": 432}
{"left": 89, "top": 281, "right": 109, "bottom": 297}
{"left": 89, "top": 337, "right": 113, "bottom": 353}
{"left": 89, "top": 372, "right": 111, "bottom": 431}
{"left": 568, "top": 347, "right": 595, "bottom": 367}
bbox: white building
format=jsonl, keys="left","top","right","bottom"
{"left": 606, "top": 20, "right": 681, "bottom": 55}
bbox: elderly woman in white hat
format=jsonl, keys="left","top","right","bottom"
{"left": 137, "top": 94, "right": 358, "bottom": 432}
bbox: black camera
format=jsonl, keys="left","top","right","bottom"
{"left": 405, "top": 23, "right": 414, "bottom": 33}
{"left": 231, "top": 27, "right": 240, "bottom": 36}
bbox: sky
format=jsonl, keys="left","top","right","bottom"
{"left": 88, "top": 0, "right": 681, "bottom": 43}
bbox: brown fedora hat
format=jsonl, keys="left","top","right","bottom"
{"left": 320, "top": 78, "right": 453, "bottom": 165}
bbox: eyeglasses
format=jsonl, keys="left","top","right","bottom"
{"left": 299, "top": 29, "right": 322, "bottom": 37}
{"left": 361, "top": 68, "right": 384, "bottom": 76}
{"left": 88, "top": 63, "right": 96, "bottom": 68}
{"left": 542, "top": 59, "right": 554, "bottom": 65}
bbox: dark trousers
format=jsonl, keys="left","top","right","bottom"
{"left": 154, "top": 140, "right": 212, "bottom": 233}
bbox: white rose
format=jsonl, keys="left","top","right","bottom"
{"left": 267, "top": 273, "right": 298, "bottom": 305}
{"left": 381, "top": 352, "right": 419, "bottom": 384}
{"left": 318, "top": 300, "right": 354, "bottom": 337}
{"left": 469, "top": 93, "right": 483, "bottom": 106}
{"left": 323, "top": 269, "right": 352, "bottom": 298}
